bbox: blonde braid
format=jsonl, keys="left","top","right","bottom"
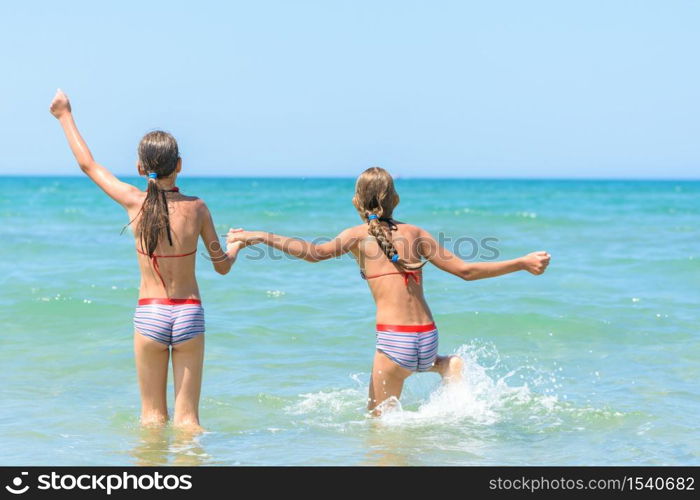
{"left": 364, "top": 213, "right": 426, "bottom": 271}
{"left": 353, "top": 167, "right": 426, "bottom": 271}
{"left": 367, "top": 214, "right": 398, "bottom": 261}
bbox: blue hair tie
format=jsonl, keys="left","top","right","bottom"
{"left": 367, "top": 214, "right": 378, "bottom": 220}
{"left": 391, "top": 254, "right": 399, "bottom": 262}
{"left": 148, "top": 172, "right": 157, "bottom": 179}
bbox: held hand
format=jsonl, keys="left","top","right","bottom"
{"left": 226, "top": 239, "right": 245, "bottom": 253}
{"left": 520, "top": 251, "right": 551, "bottom": 275}
{"left": 49, "top": 89, "right": 72, "bottom": 119}
{"left": 227, "top": 228, "right": 263, "bottom": 247}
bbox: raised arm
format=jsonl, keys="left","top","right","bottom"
{"left": 49, "top": 89, "right": 141, "bottom": 209}
{"left": 227, "top": 227, "right": 359, "bottom": 263}
{"left": 418, "top": 229, "right": 550, "bottom": 280}
{"left": 199, "top": 201, "right": 242, "bottom": 275}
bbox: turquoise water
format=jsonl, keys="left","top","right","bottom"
{"left": 0, "top": 177, "right": 698, "bottom": 465}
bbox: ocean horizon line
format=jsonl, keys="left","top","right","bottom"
{"left": 1, "top": 174, "right": 699, "bottom": 182}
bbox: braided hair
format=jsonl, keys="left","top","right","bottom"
{"left": 352, "top": 167, "right": 426, "bottom": 271}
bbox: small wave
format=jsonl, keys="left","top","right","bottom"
{"left": 445, "top": 208, "right": 538, "bottom": 219}
{"left": 286, "top": 387, "right": 364, "bottom": 422}
{"left": 514, "top": 211, "right": 537, "bottom": 219}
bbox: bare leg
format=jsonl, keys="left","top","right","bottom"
{"left": 429, "top": 355, "right": 464, "bottom": 382}
{"left": 134, "top": 332, "right": 170, "bottom": 426}
{"left": 171, "top": 334, "right": 204, "bottom": 431}
{"left": 368, "top": 350, "right": 412, "bottom": 416}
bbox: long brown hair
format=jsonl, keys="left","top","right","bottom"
{"left": 135, "top": 131, "right": 180, "bottom": 256}
{"left": 352, "top": 167, "right": 425, "bottom": 271}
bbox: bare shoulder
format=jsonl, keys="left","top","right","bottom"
{"left": 392, "top": 221, "right": 428, "bottom": 238}
{"left": 348, "top": 223, "right": 367, "bottom": 233}
{"left": 345, "top": 223, "right": 370, "bottom": 239}
{"left": 131, "top": 190, "right": 148, "bottom": 205}
{"left": 186, "top": 196, "right": 207, "bottom": 212}
{"left": 173, "top": 196, "right": 207, "bottom": 224}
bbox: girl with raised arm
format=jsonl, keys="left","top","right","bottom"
{"left": 228, "top": 167, "right": 550, "bottom": 415}
{"left": 49, "top": 90, "right": 243, "bottom": 430}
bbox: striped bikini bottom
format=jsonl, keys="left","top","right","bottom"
{"left": 134, "top": 298, "right": 205, "bottom": 346}
{"left": 375, "top": 322, "right": 439, "bottom": 372}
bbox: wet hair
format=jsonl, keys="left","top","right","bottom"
{"left": 352, "top": 167, "right": 425, "bottom": 271}
{"left": 133, "top": 131, "right": 180, "bottom": 256}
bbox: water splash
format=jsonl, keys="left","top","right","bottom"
{"left": 376, "top": 342, "right": 554, "bottom": 427}
{"left": 286, "top": 341, "right": 568, "bottom": 429}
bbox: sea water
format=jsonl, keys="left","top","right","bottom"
{"left": 0, "top": 177, "right": 697, "bottom": 465}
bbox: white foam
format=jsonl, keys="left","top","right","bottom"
{"left": 286, "top": 342, "right": 565, "bottom": 429}
{"left": 286, "top": 388, "right": 362, "bottom": 418}
{"left": 376, "top": 343, "right": 543, "bottom": 427}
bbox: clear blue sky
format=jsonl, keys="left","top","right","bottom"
{"left": 1, "top": 0, "right": 698, "bottom": 178}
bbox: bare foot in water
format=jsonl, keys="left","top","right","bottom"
{"left": 173, "top": 420, "right": 204, "bottom": 434}
{"left": 140, "top": 413, "right": 168, "bottom": 427}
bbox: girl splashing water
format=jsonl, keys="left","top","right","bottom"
{"left": 50, "top": 90, "right": 243, "bottom": 430}
{"left": 228, "top": 167, "right": 550, "bottom": 415}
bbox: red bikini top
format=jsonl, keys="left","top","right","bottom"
{"left": 360, "top": 269, "right": 422, "bottom": 286}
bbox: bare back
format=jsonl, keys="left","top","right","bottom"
{"left": 351, "top": 221, "right": 434, "bottom": 325}
{"left": 127, "top": 192, "right": 207, "bottom": 299}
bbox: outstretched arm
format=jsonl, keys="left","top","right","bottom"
{"left": 227, "top": 228, "right": 359, "bottom": 263}
{"left": 200, "top": 202, "right": 242, "bottom": 275}
{"left": 418, "top": 229, "right": 550, "bottom": 280}
{"left": 49, "top": 89, "right": 141, "bottom": 209}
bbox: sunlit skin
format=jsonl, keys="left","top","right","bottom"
{"left": 50, "top": 89, "right": 244, "bottom": 430}
{"left": 228, "top": 212, "right": 550, "bottom": 415}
